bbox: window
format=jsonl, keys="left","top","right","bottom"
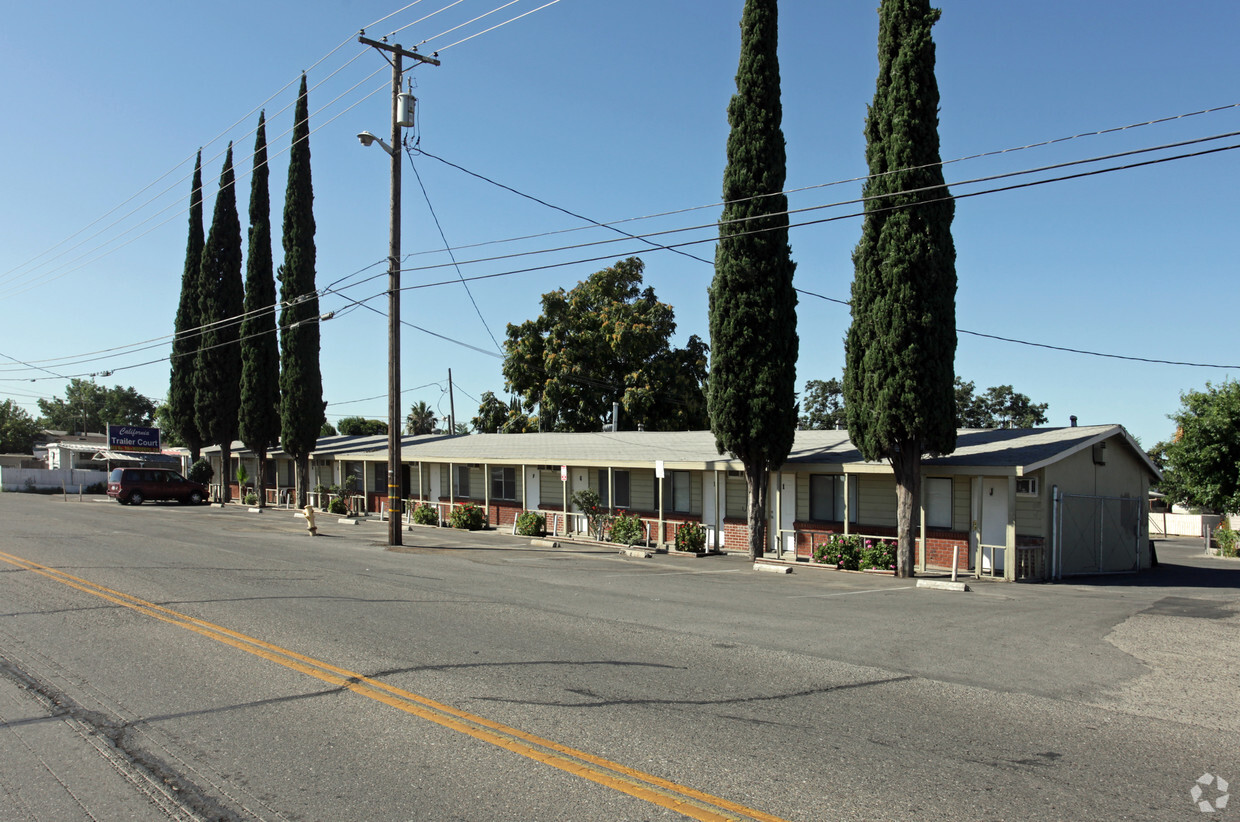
{"left": 491, "top": 467, "right": 516, "bottom": 500}
{"left": 597, "top": 469, "right": 630, "bottom": 508}
{"left": 669, "top": 470, "right": 690, "bottom": 513}
{"left": 454, "top": 465, "right": 470, "bottom": 498}
{"left": 809, "top": 474, "right": 858, "bottom": 523}
{"left": 925, "top": 477, "right": 952, "bottom": 529}
{"left": 373, "top": 462, "right": 387, "bottom": 493}
{"left": 614, "top": 470, "right": 630, "bottom": 508}
{"left": 1016, "top": 477, "right": 1039, "bottom": 496}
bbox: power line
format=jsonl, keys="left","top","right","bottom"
{"left": 405, "top": 146, "right": 503, "bottom": 352}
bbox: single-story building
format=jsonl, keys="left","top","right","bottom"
{"left": 206, "top": 424, "right": 1158, "bottom": 581}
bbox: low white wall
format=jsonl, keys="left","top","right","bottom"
{"left": 1148, "top": 511, "right": 1221, "bottom": 538}
{"left": 0, "top": 467, "right": 109, "bottom": 492}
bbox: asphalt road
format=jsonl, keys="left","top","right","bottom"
{"left": 1, "top": 492, "right": 1237, "bottom": 821}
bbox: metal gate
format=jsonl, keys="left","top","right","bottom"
{"left": 1054, "top": 492, "right": 1140, "bottom": 576}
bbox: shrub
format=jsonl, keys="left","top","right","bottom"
{"left": 570, "top": 488, "right": 612, "bottom": 540}
{"left": 328, "top": 497, "right": 348, "bottom": 515}
{"left": 84, "top": 482, "right": 106, "bottom": 495}
{"left": 412, "top": 503, "right": 439, "bottom": 526}
{"left": 449, "top": 502, "right": 485, "bottom": 531}
{"left": 610, "top": 511, "right": 644, "bottom": 545}
{"left": 1216, "top": 526, "right": 1238, "bottom": 558}
{"left": 812, "top": 533, "right": 862, "bottom": 570}
{"left": 515, "top": 510, "right": 544, "bottom": 536}
{"left": 188, "top": 458, "right": 213, "bottom": 485}
{"left": 675, "top": 522, "right": 706, "bottom": 553}
{"left": 860, "top": 538, "right": 897, "bottom": 571}
{"left": 244, "top": 491, "right": 258, "bottom": 506}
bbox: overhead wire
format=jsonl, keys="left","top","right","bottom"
{"left": 404, "top": 145, "right": 504, "bottom": 352}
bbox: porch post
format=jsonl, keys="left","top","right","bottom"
{"left": 1005, "top": 475, "right": 1017, "bottom": 581}
{"left": 917, "top": 470, "right": 927, "bottom": 574}
{"left": 484, "top": 463, "right": 491, "bottom": 527}
{"left": 970, "top": 477, "right": 982, "bottom": 579}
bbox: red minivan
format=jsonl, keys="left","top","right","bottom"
{"left": 107, "top": 468, "right": 208, "bottom": 505}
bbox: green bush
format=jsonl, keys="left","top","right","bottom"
{"left": 244, "top": 491, "right": 258, "bottom": 506}
{"left": 812, "top": 533, "right": 863, "bottom": 570}
{"left": 610, "top": 511, "right": 644, "bottom": 545}
{"left": 449, "top": 502, "right": 485, "bottom": 531}
{"left": 1216, "top": 526, "right": 1238, "bottom": 558}
{"left": 188, "top": 458, "right": 213, "bottom": 485}
{"left": 570, "top": 488, "right": 611, "bottom": 540}
{"left": 674, "top": 522, "right": 706, "bottom": 553}
{"left": 412, "top": 503, "right": 439, "bottom": 526}
{"left": 516, "top": 510, "right": 544, "bottom": 536}
{"left": 328, "top": 497, "right": 348, "bottom": 515}
{"left": 860, "top": 538, "right": 897, "bottom": 571}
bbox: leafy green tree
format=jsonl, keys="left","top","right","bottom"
{"left": 844, "top": 0, "right": 957, "bottom": 577}
{"left": 38, "top": 380, "right": 156, "bottom": 433}
{"left": 154, "top": 402, "right": 183, "bottom": 448}
{"left": 1158, "top": 381, "right": 1240, "bottom": 513}
{"left": 504, "top": 257, "right": 708, "bottom": 433}
{"left": 453, "top": 422, "right": 469, "bottom": 436}
{"left": 472, "top": 391, "right": 508, "bottom": 434}
{"left": 799, "top": 379, "right": 846, "bottom": 430}
{"left": 169, "top": 151, "right": 206, "bottom": 459}
{"left": 320, "top": 421, "right": 337, "bottom": 437}
{"left": 955, "top": 378, "right": 1048, "bottom": 429}
{"left": 337, "top": 417, "right": 388, "bottom": 436}
{"left": 279, "top": 74, "right": 325, "bottom": 507}
{"left": 0, "top": 399, "right": 41, "bottom": 453}
{"left": 471, "top": 392, "right": 536, "bottom": 434}
{"left": 707, "top": 0, "right": 798, "bottom": 559}
{"left": 195, "top": 143, "right": 244, "bottom": 503}
{"left": 239, "top": 113, "right": 281, "bottom": 508}
{"left": 405, "top": 401, "right": 437, "bottom": 435}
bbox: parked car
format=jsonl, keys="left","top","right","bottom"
{"left": 107, "top": 468, "right": 208, "bottom": 505}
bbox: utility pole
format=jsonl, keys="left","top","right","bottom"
{"left": 359, "top": 34, "right": 440, "bottom": 547}
{"left": 448, "top": 368, "right": 456, "bottom": 435}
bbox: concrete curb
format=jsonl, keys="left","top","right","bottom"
{"left": 753, "top": 562, "right": 793, "bottom": 574}
{"left": 621, "top": 548, "right": 654, "bottom": 559}
{"left": 530, "top": 538, "right": 560, "bottom": 548}
{"left": 916, "top": 579, "right": 970, "bottom": 592}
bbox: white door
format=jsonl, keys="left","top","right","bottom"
{"left": 525, "top": 468, "right": 540, "bottom": 510}
{"left": 767, "top": 473, "right": 796, "bottom": 557}
{"left": 981, "top": 478, "right": 1007, "bottom": 572}
{"left": 702, "top": 472, "right": 718, "bottom": 550}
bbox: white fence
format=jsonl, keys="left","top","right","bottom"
{"left": 0, "top": 467, "right": 109, "bottom": 492}
{"left": 1148, "top": 512, "right": 1221, "bottom": 538}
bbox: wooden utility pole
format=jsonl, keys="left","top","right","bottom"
{"left": 359, "top": 35, "right": 440, "bottom": 547}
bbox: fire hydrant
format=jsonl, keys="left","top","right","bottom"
{"left": 304, "top": 504, "right": 318, "bottom": 536}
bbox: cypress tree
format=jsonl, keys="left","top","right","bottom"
{"left": 707, "top": 0, "right": 798, "bottom": 560}
{"left": 844, "top": 0, "right": 957, "bottom": 578}
{"left": 195, "top": 143, "right": 245, "bottom": 503}
{"left": 239, "top": 112, "right": 281, "bottom": 508}
{"left": 279, "top": 74, "right": 325, "bottom": 507}
{"left": 169, "top": 152, "right": 205, "bottom": 460}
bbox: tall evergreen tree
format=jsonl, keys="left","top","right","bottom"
{"left": 279, "top": 74, "right": 325, "bottom": 507}
{"left": 707, "top": 0, "right": 798, "bottom": 560}
{"left": 239, "top": 112, "right": 281, "bottom": 508}
{"left": 195, "top": 143, "right": 245, "bottom": 503}
{"left": 844, "top": 0, "right": 957, "bottom": 578}
{"left": 169, "top": 151, "right": 205, "bottom": 459}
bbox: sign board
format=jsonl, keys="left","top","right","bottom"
{"left": 655, "top": 460, "right": 665, "bottom": 479}
{"left": 560, "top": 465, "right": 568, "bottom": 482}
{"left": 107, "top": 424, "right": 161, "bottom": 453}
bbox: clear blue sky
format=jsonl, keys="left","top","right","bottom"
{"left": 2, "top": 1, "right": 1237, "bottom": 449}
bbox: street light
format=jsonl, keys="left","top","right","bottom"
{"left": 358, "top": 36, "right": 439, "bottom": 547}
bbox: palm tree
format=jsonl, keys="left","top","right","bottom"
{"left": 405, "top": 401, "right": 437, "bottom": 435}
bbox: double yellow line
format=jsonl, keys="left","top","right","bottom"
{"left": 0, "top": 550, "right": 789, "bottom": 822}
